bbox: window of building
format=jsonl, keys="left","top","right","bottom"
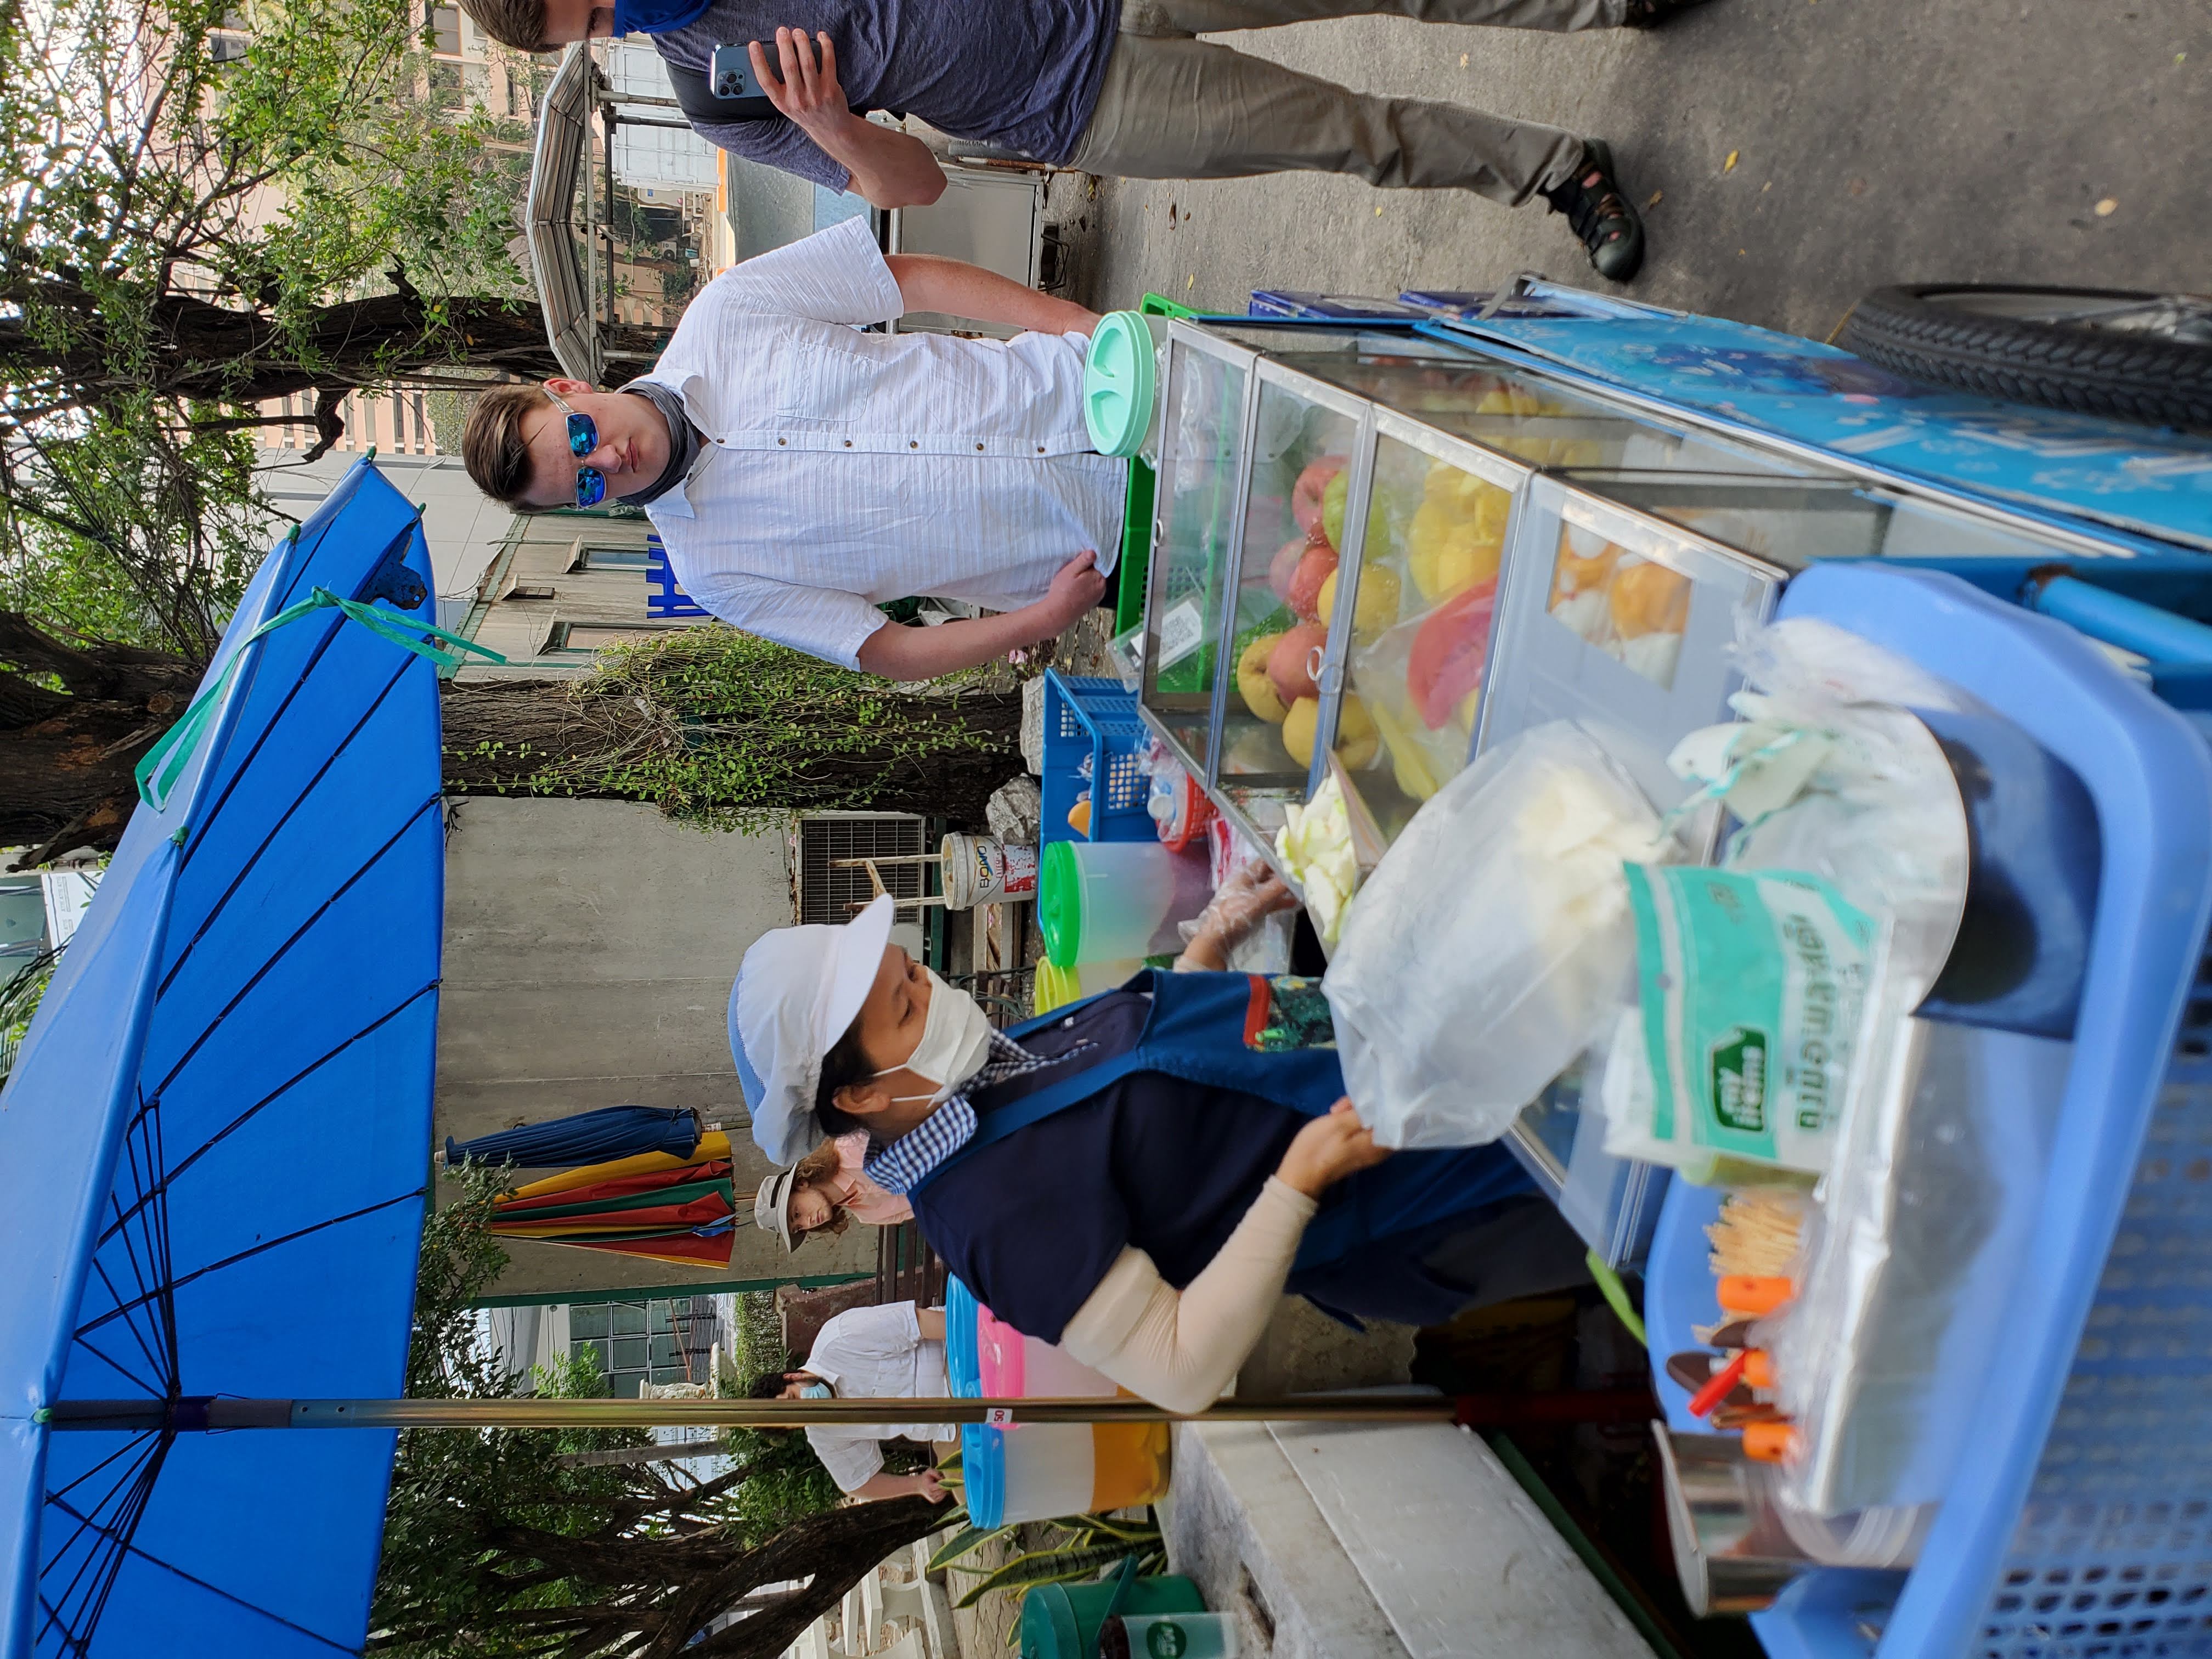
{"left": 427, "top": 2, "right": 461, "bottom": 53}
{"left": 567, "top": 1297, "right": 718, "bottom": 1397}
{"left": 505, "top": 585, "right": 556, "bottom": 601}
{"left": 795, "top": 815, "right": 926, "bottom": 924}
{"left": 575, "top": 545, "right": 652, "bottom": 571}
{"left": 545, "top": 620, "right": 674, "bottom": 654}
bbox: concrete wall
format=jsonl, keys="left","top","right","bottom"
{"left": 436, "top": 795, "right": 878, "bottom": 1298}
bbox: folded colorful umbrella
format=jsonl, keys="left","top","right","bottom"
{"left": 445, "top": 1104, "right": 704, "bottom": 1169}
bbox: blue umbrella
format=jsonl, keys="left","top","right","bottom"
{"left": 444, "top": 1104, "right": 703, "bottom": 1170}
{"left": 0, "top": 459, "right": 491, "bottom": 1657}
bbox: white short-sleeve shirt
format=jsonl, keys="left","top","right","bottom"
{"left": 802, "top": 1300, "right": 955, "bottom": 1493}
{"left": 636, "top": 217, "right": 1126, "bottom": 669}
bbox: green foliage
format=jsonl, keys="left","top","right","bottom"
{"left": 0, "top": 0, "right": 541, "bottom": 649}
{"left": 929, "top": 1511, "right": 1168, "bottom": 1610}
{"left": 0, "top": 943, "right": 65, "bottom": 1090}
{"left": 531, "top": 625, "right": 1017, "bottom": 830}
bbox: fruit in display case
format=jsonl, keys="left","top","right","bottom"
{"left": 1286, "top": 543, "right": 1339, "bottom": 622}
{"left": 1237, "top": 632, "right": 1290, "bottom": 723}
{"left": 1406, "top": 465, "right": 1509, "bottom": 603}
{"left": 1548, "top": 524, "right": 1621, "bottom": 644}
{"left": 1609, "top": 557, "right": 1692, "bottom": 637}
{"left": 1266, "top": 621, "right": 1328, "bottom": 705}
{"left": 1317, "top": 562, "right": 1402, "bottom": 645}
{"left": 1282, "top": 693, "right": 1377, "bottom": 771}
{"left": 1268, "top": 535, "right": 1311, "bottom": 606}
{"left": 1367, "top": 696, "right": 1444, "bottom": 802}
{"left": 1406, "top": 579, "right": 1498, "bottom": 730}
{"left": 1319, "top": 468, "right": 1395, "bottom": 560}
{"left": 1291, "top": 455, "right": 1346, "bottom": 537}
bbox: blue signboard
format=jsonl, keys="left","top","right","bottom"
{"left": 1435, "top": 313, "right": 2212, "bottom": 552}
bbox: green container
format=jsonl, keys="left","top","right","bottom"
{"left": 1039, "top": 839, "right": 1082, "bottom": 969}
{"left": 1085, "top": 311, "right": 1164, "bottom": 460}
{"left": 1020, "top": 1575, "right": 1207, "bottom": 1659}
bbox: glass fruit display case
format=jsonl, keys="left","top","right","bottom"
{"left": 1130, "top": 313, "right": 2190, "bottom": 1268}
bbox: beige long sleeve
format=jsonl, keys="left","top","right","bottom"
{"left": 1056, "top": 1177, "right": 1318, "bottom": 1414}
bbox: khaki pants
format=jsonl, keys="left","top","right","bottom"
{"left": 1066, "top": 0, "right": 1624, "bottom": 206}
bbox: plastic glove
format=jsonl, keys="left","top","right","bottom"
{"left": 1174, "top": 859, "right": 1296, "bottom": 970}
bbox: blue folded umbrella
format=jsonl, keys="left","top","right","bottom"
{"left": 444, "top": 1104, "right": 703, "bottom": 1170}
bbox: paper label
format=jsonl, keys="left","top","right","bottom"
{"left": 984, "top": 1407, "right": 1014, "bottom": 1427}
{"left": 1156, "top": 599, "right": 1206, "bottom": 670}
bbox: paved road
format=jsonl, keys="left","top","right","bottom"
{"left": 1058, "top": 0, "right": 2209, "bottom": 340}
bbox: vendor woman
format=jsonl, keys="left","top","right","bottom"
{"left": 754, "top": 1132, "right": 913, "bottom": 1252}
{"left": 728, "top": 866, "right": 1590, "bottom": 1413}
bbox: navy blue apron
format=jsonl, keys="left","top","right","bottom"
{"left": 915, "top": 970, "right": 1531, "bottom": 1320}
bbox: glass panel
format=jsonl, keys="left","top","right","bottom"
{"left": 1141, "top": 338, "right": 1250, "bottom": 772}
{"left": 651, "top": 1365, "right": 687, "bottom": 1385}
{"left": 570, "top": 1304, "right": 611, "bottom": 1339}
{"left": 1299, "top": 355, "right": 1823, "bottom": 478}
{"left": 583, "top": 545, "right": 653, "bottom": 569}
{"left": 650, "top": 1334, "right": 680, "bottom": 1368}
{"left": 569, "top": 1338, "right": 606, "bottom": 1367}
{"left": 611, "top": 1302, "right": 648, "bottom": 1336}
{"left": 612, "top": 1336, "right": 650, "bottom": 1370}
{"left": 1219, "top": 375, "right": 1362, "bottom": 798}
{"left": 1329, "top": 433, "right": 1513, "bottom": 843}
{"left": 1543, "top": 520, "right": 1694, "bottom": 689}
{"left": 649, "top": 1302, "right": 674, "bottom": 1333}
{"left": 610, "top": 1372, "right": 644, "bottom": 1398}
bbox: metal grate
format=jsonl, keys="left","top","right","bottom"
{"left": 1977, "top": 936, "right": 2212, "bottom": 1658}
{"left": 795, "top": 815, "right": 927, "bottom": 924}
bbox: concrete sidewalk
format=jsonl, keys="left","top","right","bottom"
{"left": 1062, "top": 0, "right": 2208, "bottom": 340}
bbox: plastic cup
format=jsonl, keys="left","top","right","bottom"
{"left": 1040, "top": 840, "right": 1210, "bottom": 969}
{"left": 1034, "top": 957, "right": 1148, "bottom": 1015}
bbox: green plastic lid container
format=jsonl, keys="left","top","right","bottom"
{"left": 1020, "top": 1576, "right": 1207, "bottom": 1659}
{"left": 1085, "top": 309, "right": 1160, "bottom": 459}
{"left": 1039, "top": 839, "right": 1083, "bottom": 969}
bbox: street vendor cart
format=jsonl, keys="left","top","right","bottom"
{"left": 1077, "top": 283, "right": 2212, "bottom": 1659}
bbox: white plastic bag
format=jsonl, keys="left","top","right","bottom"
{"left": 1324, "top": 720, "right": 1676, "bottom": 1149}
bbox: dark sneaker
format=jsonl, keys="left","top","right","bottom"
{"left": 1542, "top": 140, "right": 1645, "bottom": 282}
{"left": 1622, "top": 0, "right": 1717, "bottom": 25}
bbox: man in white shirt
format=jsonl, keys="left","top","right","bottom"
{"left": 751, "top": 1299, "right": 957, "bottom": 1503}
{"left": 460, "top": 217, "right": 1120, "bottom": 680}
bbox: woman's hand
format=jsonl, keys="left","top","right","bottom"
{"left": 1276, "top": 1098, "right": 1391, "bottom": 1198}
{"left": 912, "top": 1468, "right": 951, "bottom": 1503}
{"left": 1175, "top": 859, "right": 1297, "bottom": 971}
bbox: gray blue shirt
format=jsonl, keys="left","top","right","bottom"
{"left": 654, "top": 0, "right": 1120, "bottom": 192}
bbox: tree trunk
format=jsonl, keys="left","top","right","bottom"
{"left": 0, "top": 616, "right": 203, "bottom": 867}
{"left": 3, "top": 282, "right": 672, "bottom": 410}
{"left": 438, "top": 678, "right": 1026, "bottom": 827}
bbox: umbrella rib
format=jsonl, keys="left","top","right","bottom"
{"left": 143, "top": 791, "right": 443, "bottom": 1107}
{"left": 179, "top": 509, "right": 423, "bottom": 881}
{"left": 86, "top": 1136, "right": 178, "bottom": 1398}
{"left": 97, "top": 983, "right": 438, "bottom": 1249}
{"left": 46, "top": 1482, "right": 368, "bottom": 1657}
{"left": 75, "top": 1189, "right": 424, "bottom": 1342}
{"left": 171, "top": 605, "right": 349, "bottom": 886}
{"left": 163, "top": 647, "right": 414, "bottom": 984}
{"left": 38, "top": 1432, "right": 172, "bottom": 1656}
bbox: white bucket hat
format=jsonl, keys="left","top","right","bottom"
{"left": 753, "top": 1165, "right": 803, "bottom": 1254}
{"left": 730, "top": 893, "right": 896, "bottom": 1166}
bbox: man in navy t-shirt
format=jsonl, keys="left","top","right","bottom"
{"left": 459, "top": 0, "right": 1738, "bottom": 283}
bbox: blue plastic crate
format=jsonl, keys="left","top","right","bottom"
{"left": 1038, "top": 669, "right": 1154, "bottom": 847}
{"left": 1639, "top": 566, "right": 2212, "bottom": 1659}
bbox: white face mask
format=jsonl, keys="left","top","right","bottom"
{"left": 875, "top": 970, "right": 994, "bottom": 1105}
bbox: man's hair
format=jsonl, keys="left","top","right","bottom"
{"left": 745, "top": 1371, "right": 793, "bottom": 1400}
{"left": 461, "top": 383, "right": 555, "bottom": 510}
{"left": 456, "top": 0, "right": 555, "bottom": 54}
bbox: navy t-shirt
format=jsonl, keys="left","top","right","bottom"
{"left": 655, "top": 0, "right": 1120, "bottom": 191}
{"left": 913, "top": 992, "right": 1310, "bottom": 1343}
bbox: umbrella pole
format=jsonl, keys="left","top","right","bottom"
{"left": 40, "top": 1392, "right": 1655, "bottom": 1431}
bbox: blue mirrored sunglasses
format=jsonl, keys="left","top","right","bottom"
{"left": 547, "top": 392, "right": 606, "bottom": 508}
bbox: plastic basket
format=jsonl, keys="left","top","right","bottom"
{"left": 1640, "top": 567, "right": 2212, "bottom": 1659}
{"left": 1038, "top": 669, "right": 1153, "bottom": 847}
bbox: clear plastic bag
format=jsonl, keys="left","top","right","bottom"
{"left": 1324, "top": 720, "right": 1678, "bottom": 1149}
